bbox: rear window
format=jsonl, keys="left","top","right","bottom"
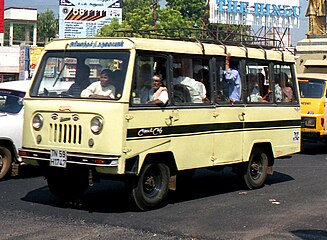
{"left": 0, "top": 90, "right": 25, "bottom": 114}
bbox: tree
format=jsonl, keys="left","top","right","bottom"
{"left": 37, "top": 10, "right": 58, "bottom": 44}
{"left": 165, "top": 0, "right": 209, "bottom": 27}
{"left": 97, "top": 0, "right": 195, "bottom": 38}
{"left": 97, "top": 0, "right": 250, "bottom": 43}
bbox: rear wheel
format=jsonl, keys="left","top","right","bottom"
{"left": 243, "top": 147, "right": 269, "bottom": 189}
{"left": 131, "top": 163, "right": 170, "bottom": 211}
{"left": 0, "top": 146, "right": 12, "bottom": 180}
{"left": 46, "top": 167, "right": 89, "bottom": 201}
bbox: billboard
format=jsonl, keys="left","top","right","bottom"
{"left": 209, "top": 0, "right": 301, "bottom": 28}
{"left": 0, "top": 0, "right": 3, "bottom": 45}
{"left": 0, "top": 0, "right": 3, "bottom": 33}
{"left": 59, "top": 0, "right": 122, "bottom": 38}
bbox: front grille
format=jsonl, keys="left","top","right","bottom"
{"left": 49, "top": 123, "right": 82, "bottom": 144}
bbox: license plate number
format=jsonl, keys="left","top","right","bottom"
{"left": 50, "top": 149, "right": 67, "bottom": 168}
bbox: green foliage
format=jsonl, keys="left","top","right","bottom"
{"left": 165, "top": 0, "right": 209, "bottom": 27}
{"left": 37, "top": 10, "right": 58, "bottom": 44}
{"left": 97, "top": 0, "right": 251, "bottom": 42}
{"left": 4, "top": 23, "right": 26, "bottom": 45}
{"left": 97, "top": 0, "right": 198, "bottom": 38}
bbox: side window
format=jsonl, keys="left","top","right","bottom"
{"left": 245, "top": 62, "right": 271, "bottom": 103}
{"left": 273, "top": 64, "right": 296, "bottom": 103}
{"left": 216, "top": 59, "right": 229, "bottom": 103}
{"left": 172, "top": 56, "right": 210, "bottom": 104}
{"left": 131, "top": 55, "right": 168, "bottom": 106}
{"left": 216, "top": 56, "right": 242, "bottom": 104}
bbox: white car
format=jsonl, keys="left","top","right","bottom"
{"left": 0, "top": 80, "right": 31, "bottom": 180}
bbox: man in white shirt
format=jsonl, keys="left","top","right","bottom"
{"left": 147, "top": 74, "right": 168, "bottom": 106}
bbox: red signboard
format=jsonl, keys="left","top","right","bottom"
{"left": 0, "top": 0, "right": 4, "bottom": 33}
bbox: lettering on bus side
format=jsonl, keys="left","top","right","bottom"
{"left": 138, "top": 127, "right": 163, "bottom": 137}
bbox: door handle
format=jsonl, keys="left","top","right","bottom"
{"left": 165, "top": 110, "right": 180, "bottom": 126}
{"left": 239, "top": 112, "right": 245, "bottom": 121}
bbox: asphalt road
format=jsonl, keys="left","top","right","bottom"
{"left": 0, "top": 142, "right": 327, "bottom": 240}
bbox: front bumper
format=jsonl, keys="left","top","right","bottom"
{"left": 19, "top": 148, "right": 119, "bottom": 167}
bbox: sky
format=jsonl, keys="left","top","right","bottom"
{"left": 4, "top": 0, "right": 308, "bottom": 46}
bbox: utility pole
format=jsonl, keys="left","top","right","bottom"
{"left": 152, "top": 0, "right": 158, "bottom": 29}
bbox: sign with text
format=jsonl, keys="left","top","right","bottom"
{"left": 209, "top": 0, "right": 300, "bottom": 28}
{"left": 59, "top": 0, "right": 122, "bottom": 38}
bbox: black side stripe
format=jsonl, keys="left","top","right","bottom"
{"left": 127, "top": 120, "right": 301, "bottom": 139}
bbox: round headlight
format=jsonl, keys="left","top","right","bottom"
{"left": 91, "top": 116, "right": 103, "bottom": 134}
{"left": 32, "top": 114, "right": 44, "bottom": 130}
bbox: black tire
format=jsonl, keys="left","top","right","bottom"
{"left": 46, "top": 167, "right": 89, "bottom": 201}
{"left": 0, "top": 145, "right": 12, "bottom": 180}
{"left": 131, "top": 163, "right": 170, "bottom": 211}
{"left": 243, "top": 147, "right": 269, "bottom": 189}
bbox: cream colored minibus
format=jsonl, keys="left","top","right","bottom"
{"left": 19, "top": 37, "right": 301, "bottom": 210}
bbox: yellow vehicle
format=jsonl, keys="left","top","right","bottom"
{"left": 298, "top": 74, "right": 327, "bottom": 141}
{"left": 19, "top": 37, "right": 301, "bottom": 210}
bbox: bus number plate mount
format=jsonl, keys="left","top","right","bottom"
{"left": 50, "top": 149, "right": 67, "bottom": 168}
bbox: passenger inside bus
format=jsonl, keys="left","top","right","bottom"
{"left": 224, "top": 53, "right": 241, "bottom": 103}
{"left": 146, "top": 74, "right": 168, "bottom": 106}
{"left": 280, "top": 73, "right": 294, "bottom": 102}
{"left": 173, "top": 58, "right": 208, "bottom": 103}
{"left": 66, "top": 64, "right": 91, "bottom": 97}
{"left": 195, "top": 68, "right": 210, "bottom": 101}
{"left": 274, "top": 74, "right": 283, "bottom": 102}
{"left": 247, "top": 73, "right": 263, "bottom": 102}
{"left": 81, "top": 69, "right": 116, "bottom": 99}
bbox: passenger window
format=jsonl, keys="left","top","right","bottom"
{"left": 131, "top": 55, "right": 168, "bottom": 106}
{"left": 172, "top": 56, "right": 210, "bottom": 104}
{"left": 216, "top": 57, "right": 243, "bottom": 104}
{"left": 245, "top": 62, "right": 271, "bottom": 103}
{"left": 273, "top": 64, "right": 296, "bottom": 103}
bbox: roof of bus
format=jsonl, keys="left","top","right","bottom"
{"left": 297, "top": 73, "right": 327, "bottom": 81}
{"left": 44, "top": 37, "right": 295, "bottom": 63}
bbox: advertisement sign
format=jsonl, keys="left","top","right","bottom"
{"left": 59, "top": 0, "right": 122, "bottom": 38}
{"left": 0, "top": 0, "right": 3, "bottom": 33}
{"left": 29, "top": 47, "right": 44, "bottom": 77}
{"left": 18, "top": 43, "right": 27, "bottom": 80}
{"left": 209, "top": 0, "right": 301, "bottom": 28}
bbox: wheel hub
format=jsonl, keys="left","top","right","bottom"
{"left": 144, "top": 176, "right": 156, "bottom": 193}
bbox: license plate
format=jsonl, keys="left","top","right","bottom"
{"left": 50, "top": 149, "right": 67, "bottom": 168}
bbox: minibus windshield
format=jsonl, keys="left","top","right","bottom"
{"left": 30, "top": 51, "right": 130, "bottom": 99}
{"left": 299, "top": 79, "right": 326, "bottom": 98}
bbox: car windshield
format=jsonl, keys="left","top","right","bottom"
{"left": 0, "top": 90, "right": 25, "bottom": 114}
{"left": 299, "top": 79, "right": 326, "bottom": 98}
{"left": 30, "top": 50, "right": 130, "bottom": 99}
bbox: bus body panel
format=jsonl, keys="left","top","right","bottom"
{"left": 243, "top": 105, "right": 301, "bottom": 159}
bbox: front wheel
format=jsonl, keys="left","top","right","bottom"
{"left": 131, "top": 163, "right": 170, "bottom": 211}
{"left": 243, "top": 147, "right": 269, "bottom": 189}
{"left": 0, "top": 146, "right": 13, "bottom": 180}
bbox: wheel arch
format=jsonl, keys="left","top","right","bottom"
{"left": 141, "top": 151, "right": 177, "bottom": 176}
{"left": 0, "top": 138, "right": 18, "bottom": 162}
{"left": 248, "top": 142, "right": 274, "bottom": 167}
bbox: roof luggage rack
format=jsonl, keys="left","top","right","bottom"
{"left": 113, "top": 27, "right": 284, "bottom": 51}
